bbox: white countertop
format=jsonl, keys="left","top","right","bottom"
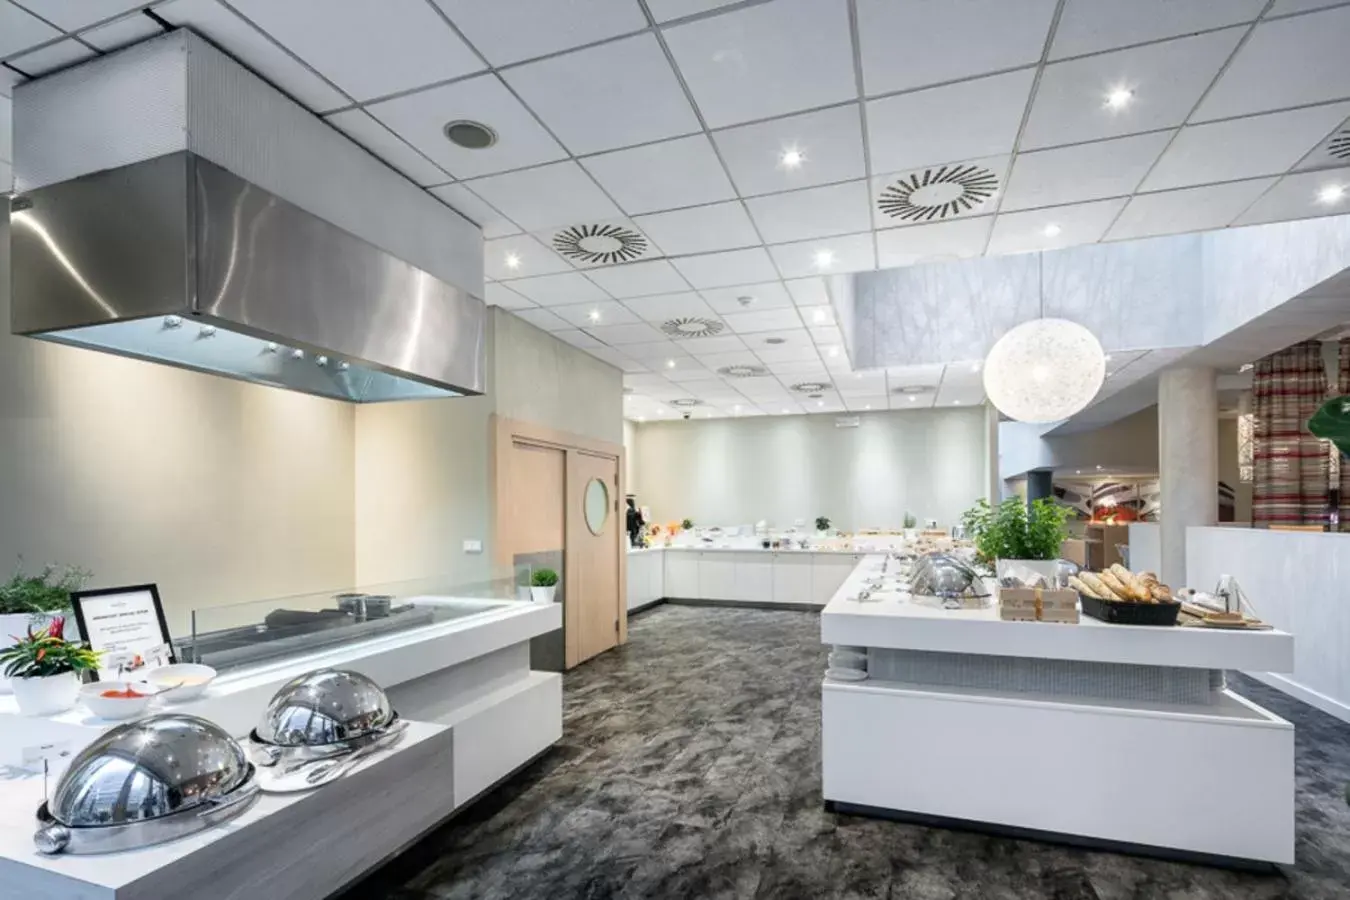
{"left": 630, "top": 545, "right": 878, "bottom": 555}
{"left": 821, "top": 557, "right": 1294, "bottom": 673}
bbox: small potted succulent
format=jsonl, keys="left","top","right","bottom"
{"left": 681, "top": 518, "right": 694, "bottom": 531}
{"left": 0, "top": 561, "right": 90, "bottom": 694}
{"left": 815, "top": 516, "right": 832, "bottom": 534}
{"left": 0, "top": 616, "right": 101, "bottom": 716}
{"left": 903, "top": 512, "right": 918, "bottom": 539}
{"left": 530, "top": 568, "right": 559, "bottom": 604}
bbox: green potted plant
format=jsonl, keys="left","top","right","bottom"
{"left": 961, "top": 497, "right": 1071, "bottom": 582}
{"left": 530, "top": 568, "right": 559, "bottom": 604}
{"left": 681, "top": 518, "right": 694, "bottom": 531}
{"left": 0, "top": 561, "right": 90, "bottom": 695}
{"left": 903, "top": 511, "right": 918, "bottom": 537}
{"left": 0, "top": 616, "right": 101, "bottom": 716}
{"left": 815, "top": 516, "right": 832, "bottom": 533}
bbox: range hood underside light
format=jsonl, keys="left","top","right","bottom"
{"left": 11, "top": 152, "right": 485, "bottom": 403}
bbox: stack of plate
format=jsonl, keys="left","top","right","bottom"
{"left": 826, "top": 646, "right": 868, "bottom": 682}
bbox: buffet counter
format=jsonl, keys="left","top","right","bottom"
{"left": 820, "top": 556, "right": 1296, "bottom": 866}
{"left": 627, "top": 546, "right": 877, "bottom": 611}
{"left": 0, "top": 598, "right": 563, "bottom": 900}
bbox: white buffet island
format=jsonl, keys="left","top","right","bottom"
{"left": 821, "top": 556, "right": 1297, "bottom": 866}
{"left": 0, "top": 598, "right": 562, "bottom": 899}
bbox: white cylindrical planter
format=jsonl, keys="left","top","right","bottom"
{"left": 1159, "top": 367, "right": 1218, "bottom": 588}
{"left": 530, "top": 585, "right": 557, "bottom": 604}
{"left": 11, "top": 671, "right": 81, "bottom": 716}
{"left": 0, "top": 612, "right": 79, "bottom": 694}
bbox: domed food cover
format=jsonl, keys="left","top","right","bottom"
{"left": 254, "top": 668, "right": 395, "bottom": 747}
{"left": 35, "top": 714, "right": 259, "bottom": 854}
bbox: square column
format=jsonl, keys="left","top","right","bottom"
{"left": 1159, "top": 367, "right": 1218, "bottom": 587}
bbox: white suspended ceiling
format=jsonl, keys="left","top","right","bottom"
{"left": 2, "top": 0, "right": 1350, "bottom": 422}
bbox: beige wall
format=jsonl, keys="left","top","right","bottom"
{"left": 0, "top": 217, "right": 355, "bottom": 635}
{"left": 492, "top": 308, "right": 623, "bottom": 445}
{"left": 631, "top": 407, "right": 989, "bottom": 530}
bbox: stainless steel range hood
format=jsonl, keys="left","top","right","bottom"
{"left": 9, "top": 30, "right": 486, "bottom": 402}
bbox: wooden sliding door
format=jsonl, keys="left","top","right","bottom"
{"left": 570, "top": 451, "right": 621, "bottom": 664}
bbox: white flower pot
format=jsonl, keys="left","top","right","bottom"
{"left": 997, "top": 558, "right": 1064, "bottom": 587}
{"left": 0, "top": 612, "right": 78, "bottom": 695}
{"left": 11, "top": 672, "right": 81, "bottom": 716}
{"left": 530, "top": 585, "right": 557, "bottom": 604}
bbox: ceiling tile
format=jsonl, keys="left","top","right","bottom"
{"left": 844, "top": 396, "right": 887, "bottom": 411}
{"left": 80, "top": 12, "right": 164, "bottom": 52}
{"left": 695, "top": 350, "right": 762, "bottom": 370}
{"left": 803, "top": 306, "right": 837, "bottom": 328}
{"left": 483, "top": 234, "right": 573, "bottom": 279}
{"left": 632, "top": 200, "right": 760, "bottom": 255}
{"left": 986, "top": 199, "right": 1127, "bottom": 256}
{"left": 504, "top": 33, "right": 699, "bottom": 155}
{"left": 1140, "top": 102, "right": 1350, "bottom": 192}
{"left": 1195, "top": 6, "right": 1350, "bottom": 121}
{"left": 875, "top": 216, "right": 992, "bottom": 267}
{"left": 584, "top": 259, "right": 690, "bottom": 298}
{"left": 662, "top": 0, "right": 856, "bottom": 128}
{"left": 720, "top": 308, "right": 806, "bottom": 334}
{"left": 466, "top": 160, "right": 622, "bottom": 231}
{"left": 1105, "top": 178, "right": 1278, "bottom": 241}
{"left": 581, "top": 134, "right": 735, "bottom": 214}
{"left": 512, "top": 307, "right": 573, "bottom": 331}
{"left": 621, "top": 292, "right": 718, "bottom": 323}
{"left": 870, "top": 155, "right": 1010, "bottom": 229}
{"left": 622, "top": 339, "right": 693, "bottom": 362}
{"left": 1268, "top": 0, "right": 1346, "bottom": 13}
{"left": 0, "top": 2, "right": 62, "bottom": 58}
{"left": 324, "top": 109, "right": 451, "bottom": 186}
{"left": 553, "top": 328, "right": 608, "bottom": 350}
{"left": 1295, "top": 115, "right": 1350, "bottom": 171}
{"left": 550, "top": 300, "right": 640, "bottom": 328}
{"left": 1021, "top": 28, "right": 1244, "bottom": 150}
{"left": 711, "top": 104, "right": 865, "bottom": 197}
{"left": 1050, "top": 0, "right": 1264, "bottom": 59}
{"left": 665, "top": 367, "right": 718, "bottom": 383}
{"left": 678, "top": 335, "right": 749, "bottom": 355}
{"left": 504, "top": 271, "right": 611, "bottom": 305}
{"left": 890, "top": 392, "right": 935, "bottom": 409}
{"left": 1001, "top": 131, "right": 1172, "bottom": 211}
{"left": 866, "top": 69, "right": 1034, "bottom": 174}
{"left": 430, "top": 183, "right": 521, "bottom": 238}
{"left": 431, "top": 0, "right": 646, "bottom": 66}
{"left": 156, "top": 0, "right": 348, "bottom": 111}
{"left": 670, "top": 247, "right": 780, "bottom": 289}
{"left": 886, "top": 364, "right": 945, "bottom": 388}
{"left": 757, "top": 344, "right": 823, "bottom": 364}
{"left": 744, "top": 180, "right": 872, "bottom": 244}
{"left": 645, "top": 0, "right": 739, "bottom": 23}
{"left": 588, "top": 346, "right": 647, "bottom": 371}
{"left": 484, "top": 282, "right": 535, "bottom": 309}
{"left": 0, "top": 66, "right": 22, "bottom": 98}
{"left": 699, "top": 281, "right": 793, "bottom": 314}
{"left": 768, "top": 232, "right": 875, "bottom": 279}
{"left": 856, "top": 0, "right": 1055, "bottom": 95}
{"left": 1233, "top": 166, "right": 1350, "bottom": 226}
{"left": 5, "top": 38, "right": 95, "bottom": 76}
{"left": 785, "top": 277, "right": 829, "bottom": 306}
{"left": 13, "top": 0, "right": 146, "bottom": 31}
{"left": 589, "top": 323, "right": 678, "bottom": 345}
{"left": 367, "top": 74, "right": 565, "bottom": 179}
{"left": 230, "top": 0, "right": 483, "bottom": 101}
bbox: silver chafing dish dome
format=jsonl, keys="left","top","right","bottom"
{"left": 253, "top": 668, "right": 395, "bottom": 748}
{"left": 35, "top": 714, "right": 259, "bottom": 855}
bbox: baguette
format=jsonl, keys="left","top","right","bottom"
{"left": 1150, "top": 583, "right": 1174, "bottom": 603}
{"left": 1077, "top": 571, "right": 1114, "bottom": 600}
{"left": 1068, "top": 575, "right": 1102, "bottom": 599}
{"left": 1109, "top": 564, "right": 1152, "bottom": 602}
{"left": 1096, "top": 569, "right": 1131, "bottom": 601}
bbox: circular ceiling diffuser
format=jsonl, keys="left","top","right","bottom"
{"left": 443, "top": 120, "right": 498, "bottom": 149}
{"left": 891, "top": 385, "right": 935, "bottom": 395}
{"left": 661, "top": 317, "right": 725, "bottom": 339}
{"left": 1329, "top": 129, "right": 1350, "bottom": 160}
{"left": 670, "top": 398, "right": 704, "bottom": 408}
{"left": 877, "top": 164, "right": 999, "bottom": 222}
{"left": 553, "top": 224, "right": 649, "bottom": 265}
{"left": 717, "top": 364, "right": 769, "bottom": 378}
{"left": 791, "top": 381, "right": 832, "bottom": 394}
{"left": 763, "top": 337, "right": 788, "bottom": 345}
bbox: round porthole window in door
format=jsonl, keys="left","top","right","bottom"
{"left": 584, "top": 478, "right": 610, "bottom": 536}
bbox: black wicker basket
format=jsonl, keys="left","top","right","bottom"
{"left": 1078, "top": 593, "right": 1180, "bottom": 626}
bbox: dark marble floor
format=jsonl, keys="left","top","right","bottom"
{"left": 350, "top": 604, "right": 1350, "bottom": 900}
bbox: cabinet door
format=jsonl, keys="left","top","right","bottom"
{"left": 699, "top": 552, "right": 737, "bottom": 601}
{"left": 734, "top": 553, "right": 774, "bottom": 602}
{"left": 649, "top": 552, "right": 665, "bottom": 601}
{"left": 665, "top": 552, "right": 700, "bottom": 599}
{"left": 772, "top": 554, "right": 815, "bottom": 605}
{"left": 810, "top": 555, "right": 857, "bottom": 606}
{"left": 626, "top": 555, "right": 648, "bottom": 609}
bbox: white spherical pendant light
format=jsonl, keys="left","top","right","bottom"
{"left": 982, "top": 318, "right": 1106, "bottom": 423}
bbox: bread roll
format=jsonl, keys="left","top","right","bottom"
{"left": 1096, "top": 569, "right": 1131, "bottom": 601}
{"left": 1079, "top": 571, "right": 1116, "bottom": 600}
{"left": 1109, "top": 564, "right": 1151, "bottom": 602}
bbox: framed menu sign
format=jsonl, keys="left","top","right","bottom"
{"left": 70, "top": 584, "right": 176, "bottom": 682}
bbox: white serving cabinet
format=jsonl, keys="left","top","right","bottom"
{"left": 650, "top": 549, "right": 867, "bottom": 607}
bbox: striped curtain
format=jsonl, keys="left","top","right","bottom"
{"left": 1339, "top": 339, "right": 1350, "bottom": 531}
{"left": 1252, "top": 340, "right": 1329, "bottom": 527}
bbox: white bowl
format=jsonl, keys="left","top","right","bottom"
{"left": 145, "top": 664, "right": 217, "bottom": 702}
{"left": 81, "top": 681, "right": 156, "bottom": 721}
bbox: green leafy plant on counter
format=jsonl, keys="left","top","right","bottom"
{"left": 0, "top": 616, "right": 100, "bottom": 679}
{"left": 1307, "top": 396, "right": 1350, "bottom": 458}
{"left": 0, "top": 561, "right": 91, "bottom": 616}
{"left": 681, "top": 518, "right": 694, "bottom": 531}
{"left": 961, "top": 497, "right": 1071, "bottom": 563}
{"left": 903, "top": 512, "right": 918, "bottom": 529}
{"left": 815, "top": 516, "right": 832, "bottom": 532}
{"left": 530, "top": 568, "right": 559, "bottom": 588}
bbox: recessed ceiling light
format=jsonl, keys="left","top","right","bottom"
{"left": 443, "top": 120, "right": 498, "bottom": 149}
{"left": 1317, "top": 184, "right": 1346, "bottom": 205}
{"left": 1043, "top": 223, "right": 1062, "bottom": 237}
{"left": 588, "top": 309, "right": 601, "bottom": 323}
{"left": 828, "top": 346, "right": 840, "bottom": 358}
{"left": 657, "top": 408, "right": 665, "bottom": 415}
{"left": 970, "top": 362, "right": 980, "bottom": 373}
{"left": 734, "top": 404, "right": 742, "bottom": 412}
{"left": 1076, "top": 469, "right": 1082, "bottom": 475}
{"left": 952, "top": 400, "right": 960, "bottom": 405}
{"left": 864, "top": 404, "right": 871, "bottom": 410}
{"left": 909, "top": 395, "right": 917, "bottom": 403}
{"left": 812, "top": 308, "right": 827, "bottom": 324}
{"left": 637, "top": 416, "right": 646, "bottom": 422}
{"left": 504, "top": 253, "right": 521, "bottom": 270}
{"left": 1104, "top": 88, "right": 1133, "bottom": 110}
{"left": 1238, "top": 362, "right": 1254, "bottom": 373}
{"left": 817, "top": 400, "right": 824, "bottom": 407}
{"left": 1104, "top": 354, "right": 1112, "bottom": 361}
{"left": 666, "top": 359, "right": 676, "bottom": 369}
{"left": 1096, "top": 465, "right": 1103, "bottom": 470}
{"left": 814, "top": 249, "right": 834, "bottom": 269}
{"left": 780, "top": 148, "right": 804, "bottom": 169}
{"left": 781, "top": 408, "right": 789, "bottom": 414}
